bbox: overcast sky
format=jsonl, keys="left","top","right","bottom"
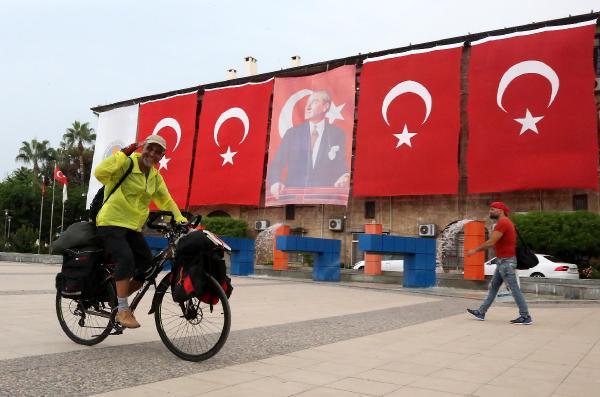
{"left": 0, "top": 0, "right": 598, "bottom": 179}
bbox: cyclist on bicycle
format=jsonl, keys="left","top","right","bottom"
{"left": 94, "top": 134, "right": 187, "bottom": 328}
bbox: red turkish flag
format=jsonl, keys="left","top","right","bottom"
{"left": 137, "top": 92, "right": 198, "bottom": 207}
{"left": 265, "top": 65, "right": 355, "bottom": 206}
{"left": 467, "top": 22, "right": 598, "bottom": 193}
{"left": 53, "top": 166, "right": 68, "bottom": 185}
{"left": 189, "top": 80, "right": 273, "bottom": 205}
{"left": 353, "top": 46, "right": 462, "bottom": 196}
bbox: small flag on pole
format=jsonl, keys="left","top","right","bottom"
{"left": 53, "top": 166, "right": 68, "bottom": 185}
{"left": 41, "top": 175, "right": 46, "bottom": 195}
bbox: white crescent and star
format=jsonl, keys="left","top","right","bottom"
{"left": 220, "top": 146, "right": 237, "bottom": 166}
{"left": 213, "top": 107, "right": 250, "bottom": 166}
{"left": 56, "top": 170, "right": 66, "bottom": 179}
{"left": 214, "top": 107, "right": 250, "bottom": 146}
{"left": 325, "top": 102, "right": 345, "bottom": 124}
{"left": 152, "top": 117, "right": 182, "bottom": 170}
{"left": 496, "top": 60, "right": 559, "bottom": 136}
{"left": 394, "top": 125, "right": 418, "bottom": 148}
{"left": 514, "top": 109, "right": 543, "bottom": 135}
{"left": 279, "top": 89, "right": 313, "bottom": 138}
{"left": 279, "top": 89, "right": 346, "bottom": 138}
{"left": 381, "top": 80, "right": 432, "bottom": 148}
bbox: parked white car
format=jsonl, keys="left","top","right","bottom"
{"left": 484, "top": 254, "right": 579, "bottom": 279}
{"left": 353, "top": 255, "right": 404, "bottom": 272}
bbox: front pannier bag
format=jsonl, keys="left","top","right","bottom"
{"left": 171, "top": 230, "right": 233, "bottom": 304}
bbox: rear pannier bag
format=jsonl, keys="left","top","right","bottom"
{"left": 171, "top": 231, "right": 233, "bottom": 304}
{"left": 55, "top": 247, "right": 103, "bottom": 297}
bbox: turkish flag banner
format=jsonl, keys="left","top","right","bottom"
{"left": 189, "top": 80, "right": 273, "bottom": 206}
{"left": 467, "top": 21, "right": 598, "bottom": 193}
{"left": 353, "top": 45, "right": 462, "bottom": 196}
{"left": 54, "top": 166, "right": 68, "bottom": 185}
{"left": 265, "top": 65, "right": 356, "bottom": 206}
{"left": 137, "top": 92, "right": 198, "bottom": 207}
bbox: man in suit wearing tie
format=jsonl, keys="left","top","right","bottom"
{"left": 268, "top": 90, "right": 349, "bottom": 199}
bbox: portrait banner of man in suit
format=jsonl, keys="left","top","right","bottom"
{"left": 266, "top": 65, "right": 356, "bottom": 206}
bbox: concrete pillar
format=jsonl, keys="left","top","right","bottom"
{"left": 463, "top": 221, "right": 485, "bottom": 280}
{"left": 273, "top": 225, "right": 290, "bottom": 270}
{"left": 364, "top": 223, "right": 382, "bottom": 275}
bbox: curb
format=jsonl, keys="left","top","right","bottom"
{"left": 0, "top": 252, "right": 61, "bottom": 265}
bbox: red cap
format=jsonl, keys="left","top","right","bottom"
{"left": 490, "top": 201, "right": 510, "bottom": 216}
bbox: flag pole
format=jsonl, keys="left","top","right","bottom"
{"left": 61, "top": 184, "right": 66, "bottom": 232}
{"left": 49, "top": 163, "right": 56, "bottom": 254}
{"left": 38, "top": 177, "right": 44, "bottom": 254}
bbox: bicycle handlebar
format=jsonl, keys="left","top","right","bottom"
{"left": 146, "top": 211, "right": 202, "bottom": 234}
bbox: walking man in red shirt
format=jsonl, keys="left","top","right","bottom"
{"left": 466, "top": 202, "right": 533, "bottom": 325}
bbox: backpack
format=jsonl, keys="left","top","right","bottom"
{"left": 171, "top": 230, "right": 233, "bottom": 304}
{"left": 88, "top": 157, "right": 134, "bottom": 224}
{"left": 515, "top": 227, "right": 539, "bottom": 270}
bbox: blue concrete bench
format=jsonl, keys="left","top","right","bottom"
{"left": 358, "top": 235, "right": 436, "bottom": 288}
{"left": 221, "top": 237, "right": 254, "bottom": 276}
{"left": 276, "top": 236, "right": 341, "bottom": 281}
{"left": 144, "top": 235, "right": 172, "bottom": 271}
{"left": 146, "top": 235, "right": 255, "bottom": 276}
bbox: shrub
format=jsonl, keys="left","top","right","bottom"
{"left": 201, "top": 217, "right": 248, "bottom": 238}
{"left": 511, "top": 211, "right": 600, "bottom": 266}
{"left": 302, "top": 253, "right": 314, "bottom": 267}
{"left": 10, "top": 225, "right": 37, "bottom": 253}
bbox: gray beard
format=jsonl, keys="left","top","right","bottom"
{"left": 141, "top": 157, "right": 154, "bottom": 168}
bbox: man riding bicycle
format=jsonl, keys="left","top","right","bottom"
{"left": 94, "top": 135, "right": 187, "bottom": 328}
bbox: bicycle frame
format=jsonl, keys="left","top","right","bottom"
{"left": 81, "top": 233, "right": 177, "bottom": 328}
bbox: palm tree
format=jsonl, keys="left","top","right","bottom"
{"left": 15, "top": 139, "right": 52, "bottom": 186}
{"left": 62, "top": 121, "right": 96, "bottom": 186}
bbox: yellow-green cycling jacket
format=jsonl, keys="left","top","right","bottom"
{"left": 94, "top": 151, "right": 186, "bottom": 232}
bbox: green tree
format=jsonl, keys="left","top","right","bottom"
{"left": 15, "top": 139, "right": 52, "bottom": 188}
{"left": 0, "top": 167, "right": 91, "bottom": 252}
{"left": 62, "top": 121, "right": 96, "bottom": 186}
{"left": 0, "top": 168, "right": 39, "bottom": 250}
{"left": 512, "top": 211, "right": 600, "bottom": 264}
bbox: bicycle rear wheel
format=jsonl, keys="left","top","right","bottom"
{"left": 154, "top": 274, "right": 231, "bottom": 361}
{"left": 55, "top": 279, "right": 116, "bottom": 346}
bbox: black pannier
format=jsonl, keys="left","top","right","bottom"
{"left": 55, "top": 247, "right": 104, "bottom": 298}
{"left": 171, "top": 231, "right": 233, "bottom": 304}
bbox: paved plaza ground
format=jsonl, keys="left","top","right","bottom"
{"left": 0, "top": 261, "right": 599, "bottom": 397}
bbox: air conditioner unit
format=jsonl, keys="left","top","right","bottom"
{"left": 418, "top": 224, "right": 437, "bottom": 237}
{"left": 328, "top": 218, "right": 344, "bottom": 231}
{"left": 254, "top": 220, "right": 270, "bottom": 231}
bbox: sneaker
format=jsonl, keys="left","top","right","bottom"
{"left": 510, "top": 315, "right": 533, "bottom": 325}
{"left": 467, "top": 309, "right": 485, "bottom": 321}
{"left": 116, "top": 309, "right": 140, "bottom": 328}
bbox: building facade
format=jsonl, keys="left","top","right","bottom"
{"left": 92, "top": 14, "right": 600, "bottom": 268}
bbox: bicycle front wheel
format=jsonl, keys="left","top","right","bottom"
{"left": 154, "top": 274, "right": 231, "bottom": 361}
{"left": 55, "top": 279, "right": 116, "bottom": 346}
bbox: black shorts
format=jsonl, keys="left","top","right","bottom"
{"left": 97, "top": 226, "right": 152, "bottom": 282}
